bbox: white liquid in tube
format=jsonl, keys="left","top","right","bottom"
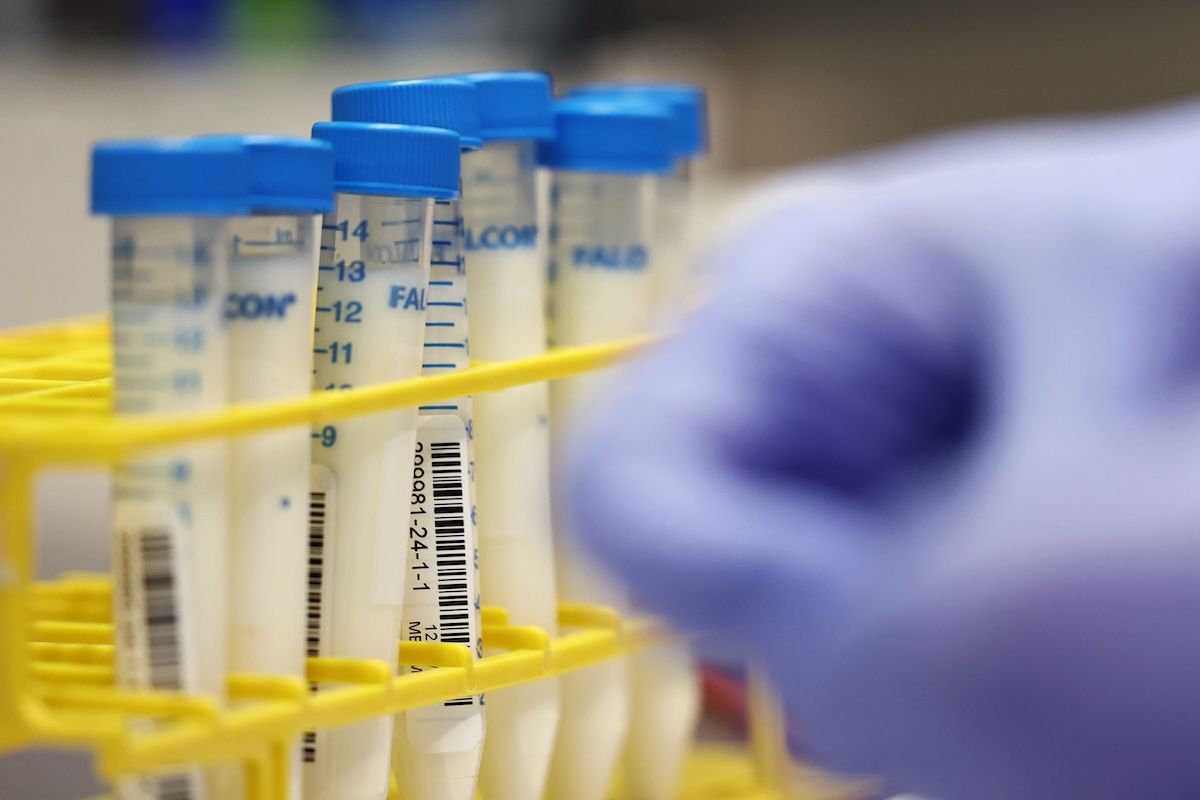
{"left": 546, "top": 171, "right": 660, "bottom": 800}
{"left": 463, "top": 141, "right": 561, "bottom": 800}
{"left": 392, "top": 197, "right": 484, "bottom": 800}
{"left": 110, "top": 217, "right": 230, "bottom": 800}
{"left": 650, "top": 163, "right": 692, "bottom": 323}
{"left": 225, "top": 215, "right": 318, "bottom": 799}
{"left": 624, "top": 158, "right": 702, "bottom": 800}
{"left": 304, "top": 193, "right": 432, "bottom": 800}
{"left": 624, "top": 638, "right": 701, "bottom": 800}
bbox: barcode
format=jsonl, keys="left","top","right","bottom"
{"left": 153, "top": 774, "right": 193, "bottom": 800}
{"left": 430, "top": 441, "right": 474, "bottom": 708}
{"left": 137, "top": 529, "right": 197, "bottom": 800}
{"left": 140, "top": 528, "right": 183, "bottom": 691}
{"left": 302, "top": 489, "right": 327, "bottom": 764}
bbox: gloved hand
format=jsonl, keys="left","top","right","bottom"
{"left": 566, "top": 103, "right": 1200, "bottom": 799}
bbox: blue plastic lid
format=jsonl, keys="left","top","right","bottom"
{"left": 570, "top": 82, "right": 708, "bottom": 157}
{"left": 452, "top": 71, "right": 554, "bottom": 142}
{"left": 331, "top": 78, "right": 483, "bottom": 150}
{"left": 536, "top": 97, "right": 674, "bottom": 175}
{"left": 92, "top": 138, "right": 251, "bottom": 215}
{"left": 199, "top": 135, "right": 334, "bottom": 213}
{"left": 311, "top": 122, "right": 461, "bottom": 199}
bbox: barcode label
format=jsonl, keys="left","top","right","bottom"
{"left": 153, "top": 774, "right": 194, "bottom": 800}
{"left": 114, "top": 505, "right": 203, "bottom": 800}
{"left": 404, "top": 415, "right": 483, "bottom": 751}
{"left": 429, "top": 439, "right": 473, "bottom": 706}
{"left": 140, "top": 528, "right": 184, "bottom": 690}
{"left": 303, "top": 466, "right": 336, "bottom": 765}
{"left": 306, "top": 487, "right": 328, "bottom": 660}
{"left": 133, "top": 542, "right": 206, "bottom": 800}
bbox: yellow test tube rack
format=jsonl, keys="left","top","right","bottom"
{"left": 0, "top": 316, "right": 853, "bottom": 799}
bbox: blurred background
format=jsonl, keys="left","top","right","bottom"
{"left": 6, "top": 0, "right": 1200, "bottom": 795}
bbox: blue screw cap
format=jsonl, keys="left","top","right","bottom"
{"left": 311, "top": 122, "right": 461, "bottom": 200}
{"left": 92, "top": 138, "right": 251, "bottom": 216}
{"left": 200, "top": 135, "right": 335, "bottom": 213}
{"left": 536, "top": 96, "right": 674, "bottom": 175}
{"left": 571, "top": 82, "right": 708, "bottom": 157}
{"left": 331, "top": 78, "right": 483, "bottom": 150}
{"left": 452, "top": 71, "right": 554, "bottom": 142}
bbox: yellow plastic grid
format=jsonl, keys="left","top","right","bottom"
{"left": 0, "top": 316, "right": 853, "bottom": 799}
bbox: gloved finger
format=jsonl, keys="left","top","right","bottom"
{"left": 796, "top": 437, "right": 1200, "bottom": 798}
{"left": 566, "top": 184, "right": 983, "bottom": 651}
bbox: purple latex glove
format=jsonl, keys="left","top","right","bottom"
{"left": 567, "top": 104, "right": 1200, "bottom": 799}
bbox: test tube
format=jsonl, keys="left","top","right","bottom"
{"left": 538, "top": 98, "right": 675, "bottom": 800}
{"left": 92, "top": 138, "right": 244, "bottom": 800}
{"left": 572, "top": 83, "right": 708, "bottom": 320}
{"left": 455, "top": 71, "right": 561, "bottom": 800}
{"left": 330, "top": 78, "right": 487, "bottom": 800}
{"left": 304, "top": 121, "right": 461, "bottom": 800}
{"left": 570, "top": 82, "right": 710, "bottom": 800}
{"left": 216, "top": 136, "right": 335, "bottom": 800}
